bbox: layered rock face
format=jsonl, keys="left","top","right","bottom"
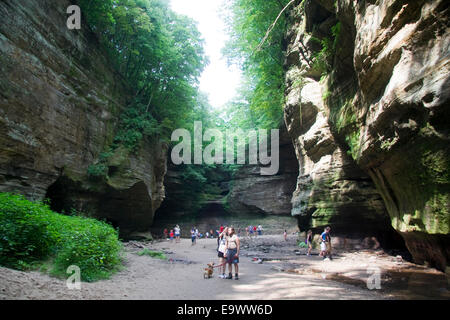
{"left": 0, "top": 0, "right": 167, "bottom": 237}
{"left": 152, "top": 128, "right": 299, "bottom": 236}
{"left": 284, "top": 0, "right": 449, "bottom": 270}
{"left": 227, "top": 127, "right": 299, "bottom": 215}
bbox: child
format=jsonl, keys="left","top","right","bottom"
{"left": 191, "top": 228, "right": 197, "bottom": 245}
{"left": 169, "top": 229, "right": 174, "bottom": 243}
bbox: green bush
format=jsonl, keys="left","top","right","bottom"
{"left": 87, "top": 163, "right": 109, "bottom": 179}
{"left": 137, "top": 248, "right": 166, "bottom": 260}
{"left": 0, "top": 193, "right": 122, "bottom": 281}
{"left": 298, "top": 241, "right": 308, "bottom": 248}
{"left": 0, "top": 193, "right": 56, "bottom": 268}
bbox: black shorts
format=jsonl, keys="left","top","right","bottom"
{"left": 218, "top": 251, "right": 224, "bottom": 258}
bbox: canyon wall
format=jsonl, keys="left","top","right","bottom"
{"left": 284, "top": 0, "right": 449, "bottom": 270}
{"left": 227, "top": 127, "right": 298, "bottom": 215}
{"left": 0, "top": 0, "right": 167, "bottom": 237}
{"left": 152, "top": 128, "right": 299, "bottom": 236}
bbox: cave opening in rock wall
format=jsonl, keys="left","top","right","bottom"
{"left": 45, "top": 178, "right": 152, "bottom": 237}
{"left": 44, "top": 176, "right": 78, "bottom": 215}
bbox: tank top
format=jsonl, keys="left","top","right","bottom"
{"left": 227, "top": 235, "right": 238, "bottom": 249}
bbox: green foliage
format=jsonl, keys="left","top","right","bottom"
{"left": 80, "top": 0, "right": 206, "bottom": 128}
{"left": 87, "top": 163, "right": 108, "bottom": 179}
{"left": 112, "top": 101, "right": 161, "bottom": 152}
{"left": 223, "top": 0, "right": 290, "bottom": 130}
{"left": 298, "top": 241, "right": 308, "bottom": 248}
{"left": 137, "top": 248, "right": 166, "bottom": 259}
{"left": 0, "top": 193, "right": 122, "bottom": 281}
{"left": 311, "top": 22, "right": 341, "bottom": 77}
{"left": 0, "top": 193, "right": 56, "bottom": 268}
{"left": 322, "top": 89, "right": 332, "bottom": 101}
{"left": 345, "top": 131, "right": 361, "bottom": 160}
{"left": 49, "top": 214, "right": 123, "bottom": 282}
{"left": 331, "top": 98, "right": 357, "bottom": 133}
{"left": 311, "top": 36, "right": 333, "bottom": 76}
{"left": 81, "top": 0, "right": 209, "bottom": 174}
{"left": 87, "top": 149, "right": 115, "bottom": 180}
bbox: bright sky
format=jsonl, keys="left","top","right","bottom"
{"left": 170, "top": 0, "right": 241, "bottom": 109}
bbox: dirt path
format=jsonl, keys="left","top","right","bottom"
{"left": 0, "top": 235, "right": 448, "bottom": 300}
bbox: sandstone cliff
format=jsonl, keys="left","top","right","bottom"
{"left": 284, "top": 0, "right": 449, "bottom": 270}
{"left": 227, "top": 127, "right": 298, "bottom": 215}
{"left": 0, "top": 0, "right": 167, "bottom": 237}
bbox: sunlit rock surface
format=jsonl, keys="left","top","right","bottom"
{"left": 284, "top": 0, "right": 449, "bottom": 270}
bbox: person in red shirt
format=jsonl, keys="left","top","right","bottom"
{"left": 219, "top": 225, "right": 224, "bottom": 233}
{"left": 253, "top": 226, "right": 257, "bottom": 235}
{"left": 169, "top": 230, "right": 174, "bottom": 243}
{"left": 163, "top": 228, "right": 168, "bottom": 240}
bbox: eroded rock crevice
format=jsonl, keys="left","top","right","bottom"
{"left": 284, "top": 0, "right": 449, "bottom": 270}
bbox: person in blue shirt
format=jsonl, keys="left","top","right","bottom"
{"left": 320, "top": 227, "right": 332, "bottom": 260}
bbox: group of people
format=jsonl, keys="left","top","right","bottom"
{"left": 303, "top": 226, "right": 332, "bottom": 260}
{"left": 216, "top": 226, "right": 240, "bottom": 280}
{"left": 190, "top": 227, "right": 214, "bottom": 245}
{"left": 163, "top": 225, "right": 181, "bottom": 243}
{"left": 161, "top": 223, "right": 333, "bottom": 281}
{"left": 163, "top": 224, "right": 241, "bottom": 279}
{"left": 245, "top": 224, "right": 263, "bottom": 237}
{"left": 164, "top": 225, "right": 218, "bottom": 245}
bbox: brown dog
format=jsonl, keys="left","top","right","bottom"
{"left": 203, "top": 262, "right": 215, "bottom": 279}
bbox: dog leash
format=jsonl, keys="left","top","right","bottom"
{"left": 212, "top": 262, "right": 227, "bottom": 268}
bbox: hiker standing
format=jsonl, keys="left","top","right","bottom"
{"left": 306, "top": 230, "right": 313, "bottom": 256}
{"left": 325, "top": 227, "right": 332, "bottom": 259}
{"left": 283, "top": 229, "right": 287, "bottom": 241}
{"left": 224, "top": 227, "right": 240, "bottom": 280}
{"left": 191, "top": 227, "right": 197, "bottom": 245}
{"left": 174, "top": 224, "right": 181, "bottom": 243}
{"left": 257, "top": 225, "right": 262, "bottom": 236}
{"left": 217, "top": 227, "right": 228, "bottom": 278}
{"left": 320, "top": 227, "right": 332, "bottom": 259}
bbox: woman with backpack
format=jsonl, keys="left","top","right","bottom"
{"left": 217, "top": 227, "right": 228, "bottom": 278}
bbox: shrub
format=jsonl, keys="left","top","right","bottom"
{"left": 0, "top": 193, "right": 56, "bottom": 269}
{"left": 48, "top": 214, "right": 123, "bottom": 282}
{"left": 87, "top": 162, "right": 109, "bottom": 179}
{"left": 298, "top": 241, "right": 308, "bottom": 248}
{"left": 137, "top": 248, "right": 166, "bottom": 260}
{"left": 0, "top": 193, "right": 122, "bottom": 281}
